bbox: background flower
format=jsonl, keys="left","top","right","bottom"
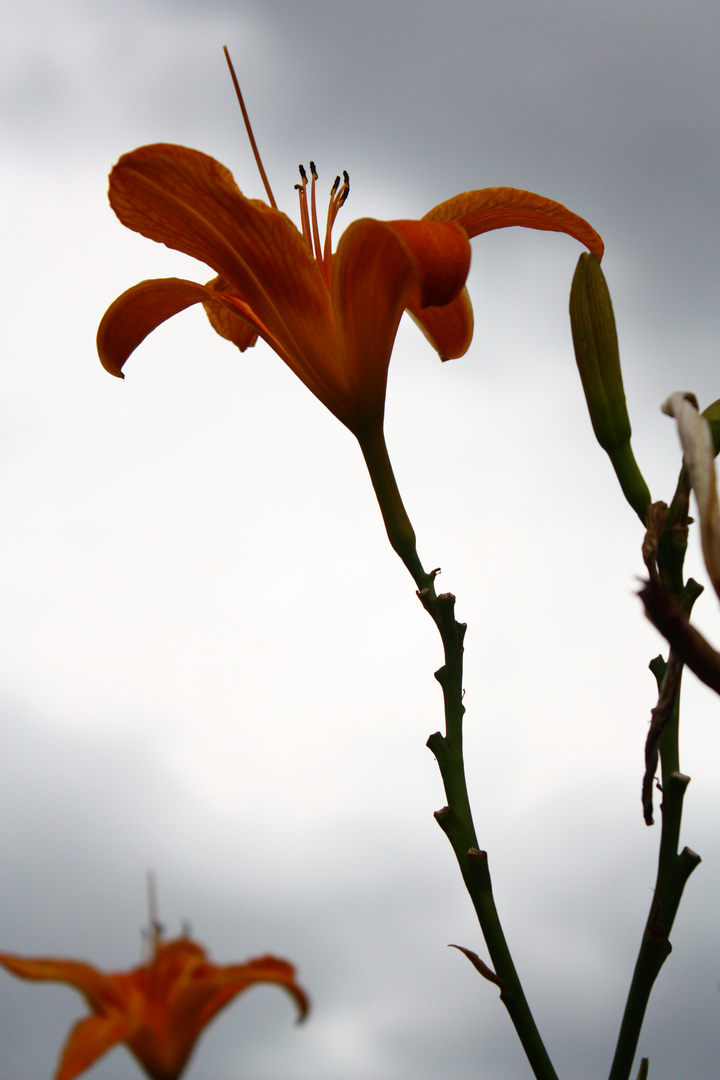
{"left": 1, "top": 935, "right": 308, "bottom": 1080}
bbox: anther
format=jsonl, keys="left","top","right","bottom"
{"left": 298, "top": 164, "right": 308, "bottom": 183}
{"left": 310, "top": 161, "right": 318, "bottom": 179}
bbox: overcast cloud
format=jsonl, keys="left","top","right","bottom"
{"left": 2, "top": 2, "right": 719, "bottom": 1079}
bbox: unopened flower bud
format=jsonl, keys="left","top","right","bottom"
{"left": 569, "top": 253, "right": 651, "bottom": 522}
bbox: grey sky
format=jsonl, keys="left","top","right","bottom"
{"left": 2, "top": 2, "right": 719, "bottom": 1078}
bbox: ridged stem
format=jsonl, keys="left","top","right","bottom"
{"left": 357, "top": 424, "right": 559, "bottom": 1080}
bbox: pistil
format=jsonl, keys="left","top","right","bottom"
{"left": 223, "top": 46, "right": 277, "bottom": 209}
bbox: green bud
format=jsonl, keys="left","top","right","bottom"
{"left": 702, "top": 397, "right": 720, "bottom": 457}
{"left": 570, "top": 253, "right": 629, "bottom": 451}
{"left": 569, "top": 253, "right": 651, "bottom": 523}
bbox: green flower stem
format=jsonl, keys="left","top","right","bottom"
{"left": 607, "top": 440, "right": 653, "bottom": 526}
{"left": 607, "top": 652, "right": 701, "bottom": 1080}
{"left": 356, "top": 426, "right": 433, "bottom": 591}
{"left": 357, "top": 425, "right": 559, "bottom": 1080}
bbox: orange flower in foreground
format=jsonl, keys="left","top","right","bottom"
{"left": 0, "top": 932, "right": 308, "bottom": 1080}
{"left": 96, "top": 143, "right": 603, "bottom": 438}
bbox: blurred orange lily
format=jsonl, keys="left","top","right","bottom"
{"left": 0, "top": 932, "right": 308, "bottom": 1080}
{"left": 96, "top": 143, "right": 603, "bottom": 438}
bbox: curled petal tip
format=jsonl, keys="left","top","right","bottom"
{"left": 97, "top": 277, "right": 215, "bottom": 378}
{"left": 425, "top": 187, "right": 604, "bottom": 260}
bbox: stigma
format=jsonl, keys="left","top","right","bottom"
{"left": 295, "top": 162, "right": 350, "bottom": 282}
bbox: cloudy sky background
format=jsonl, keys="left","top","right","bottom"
{"left": 2, "top": 1, "right": 719, "bottom": 1078}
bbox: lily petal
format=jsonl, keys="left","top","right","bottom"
{"left": 97, "top": 277, "right": 218, "bottom": 378}
{"left": 0, "top": 953, "right": 121, "bottom": 1011}
{"left": 379, "top": 219, "right": 473, "bottom": 309}
{"left": 57, "top": 1015, "right": 134, "bottom": 1080}
{"left": 202, "top": 277, "right": 259, "bottom": 351}
{"left": 426, "top": 188, "right": 605, "bottom": 260}
{"left": 108, "top": 145, "right": 339, "bottom": 378}
{"left": 177, "top": 953, "right": 310, "bottom": 1031}
{"left": 406, "top": 286, "right": 475, "bottom": 361}
{"left": 332, "top": 216, "right": 471, "bottom": 429}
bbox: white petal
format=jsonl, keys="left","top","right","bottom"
{"left": 663, "top": 392, "right": 720, "bottom": 600}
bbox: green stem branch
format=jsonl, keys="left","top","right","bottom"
{"left": 358, "top": 425, "right": 558, "bottom": 1080}
{"left": 607, "top": 652, "right": 701, "bottom": 1080}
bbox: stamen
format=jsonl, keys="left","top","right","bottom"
{"left": 296, "top": 165, "right": 312, "bottom": 252}
{"left": 223, "top": 46, "right": 277, "bottom": 209}
{"left": 308, "top": 161, "right": 323, "bottom": 264}
{"left": 295, "top": 160, "right": 350, "bottom": 273}
{"left": 323, "top": 170, "right": 350, "bottom": 264}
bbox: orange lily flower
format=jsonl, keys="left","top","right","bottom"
{"left": 96, "top": 143, "right": 603, "bottom": 439}
{"left": 0, "top": 932, "right": 308, "bottom": 1080}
